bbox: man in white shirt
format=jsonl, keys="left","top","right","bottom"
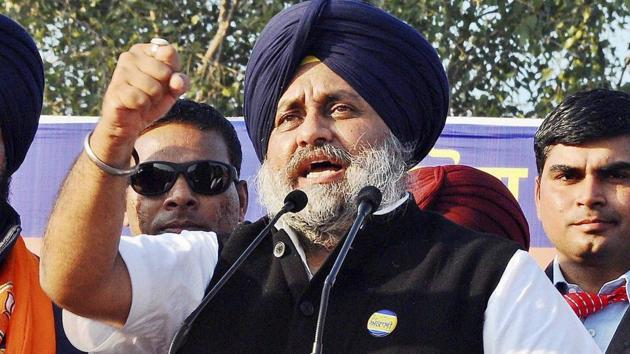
{"left": 41, "top": 1, "right": 601, "bottom": 353}
{"left": 534, "top": 89, "right": 630, "bottom": 353}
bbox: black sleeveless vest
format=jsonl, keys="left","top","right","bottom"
{"left": 180, "top": 199, "right": 519, "bottom": 353}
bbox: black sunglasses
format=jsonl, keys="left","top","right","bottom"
{"left": 129, "top": 160, "right": 239, "bottom": 197}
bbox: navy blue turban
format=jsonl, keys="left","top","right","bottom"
{"left": 244, "top": 0, "right": 449, "bottom": 166}
{"left": 0, "top": 15, "right": 44, "bottom": 175}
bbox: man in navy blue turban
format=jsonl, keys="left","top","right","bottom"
{"left": 244, "top": 0, "right": 449, "bottom": 166}
{"left": 40, "top": 1, "right": 599, "bottom": 352}
{"left": 0, "top": 15, "right": 44, "bottom": 187}
{"left": 0, "top": 14, "right": 82, "bottom": 353}
{"left": 183, "top": 1, "right": 595, "bottom": 352}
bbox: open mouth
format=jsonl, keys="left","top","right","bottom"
{"left": 303, "top": 160, "right": 344, "bottom": 178}
{"left": 158, "top": 222, "right": 206, "bottom": 234}
{"left": 159, "top": 227, "right": 185, "bottom": 234}
{"left": 292, "top": 155, "right": 348, "bottom": 187}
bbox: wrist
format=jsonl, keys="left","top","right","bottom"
{"left": 87, "top": 126, "right": 140, "bottom": 173}
{"left": 84, "top": 132, "right": 139, "bottom": 176}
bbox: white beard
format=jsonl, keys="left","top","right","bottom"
{"left": 256, "top": 134, "right": 411, "bottom": 249}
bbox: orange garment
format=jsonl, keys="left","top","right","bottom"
{"left": 0, "top": 236, "right": 55, "bottom": 353}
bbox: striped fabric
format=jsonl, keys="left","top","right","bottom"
{"left": 564, "top": 286, "right": 628, "bottom": 319}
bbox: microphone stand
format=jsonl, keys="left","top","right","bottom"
{"left": 311, "top": 197, "right": 377, "bottom": 354}
{"left": 168, "top": 191, "right": 307, "bottom": 353}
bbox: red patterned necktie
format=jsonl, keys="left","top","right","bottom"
{"left": 564, "top": 286, "right": 628, "bottom": 319}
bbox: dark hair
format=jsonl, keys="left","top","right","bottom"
{"left": 534, "top": 88, "right": 630, "bottom": 174}
{"left": 143, "top": 99, "right": 243, "bottom": 175}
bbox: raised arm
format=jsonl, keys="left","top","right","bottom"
{"left": 40, "top": 41, "right": 188, "bottom": 327}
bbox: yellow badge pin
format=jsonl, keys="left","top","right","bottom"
{"left": 367, "top": 309, "right": 398, "bottom": 337}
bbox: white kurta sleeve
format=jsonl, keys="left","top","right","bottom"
{"left": 62, "top": 230, "right": 219, "bottom": 353}
{"left": 483, "top": 249, "right": 602, "bottom": 354}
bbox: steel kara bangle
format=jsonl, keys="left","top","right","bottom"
{"left": 83, "top": 131, "right": 137, "bottom": 176}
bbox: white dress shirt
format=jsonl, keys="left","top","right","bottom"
{"left": 552, "top": 258, "right": 630, "bottom": 352}
{"left": 63, "top": 230, "right": 218, "bottom": 353}
{"left": 63, "top": 228, "right": 601, "bottom": 354}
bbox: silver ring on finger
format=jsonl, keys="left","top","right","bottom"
{"left": 150, "top": 37, "right": 169, "bottom": 56}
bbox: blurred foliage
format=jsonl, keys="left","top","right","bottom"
{"left": 2, "top": 0, "right": 629, "bottom": 117}
{"left": 374, "top": 0, "right": 630, "bottom": 116}
{"left": 2, "top": 0, "right": 300, "bottom": 116}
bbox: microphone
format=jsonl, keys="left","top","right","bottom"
{"left": 168, "top": 189, "right": 308, "bottom": 353}
{"left": 354, "top": 185, "right": 383, "bottom": 218}
{"left": 280, "top": 189, "right": 308, "bottom": 215}
{"left": 311, "top": 186, "right": 382, "bottom": 354}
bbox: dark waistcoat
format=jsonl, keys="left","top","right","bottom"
{"left": 181, "top": 199, "right": 519, "bottom": 353}
{"left": 545, "top": 264, "right": 630, "bottom": 354}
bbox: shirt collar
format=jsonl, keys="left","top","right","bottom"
{"left": 373, "top": 193, "right": 410, "bottom": 215}
{"left": 274, "top": 193, "right": 411, "bottom": 280}
{"left": 553, "top": 256, "right": 630, "bottom": 296}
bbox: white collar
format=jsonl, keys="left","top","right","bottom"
{"left": 552, "top": 256, "right": 630, "bottom": 295}
{"left": 374, "top": 193, "right": 409, "bottom": 215}
{"left": 274, "top": 193, "right": 411, "bottom": 280}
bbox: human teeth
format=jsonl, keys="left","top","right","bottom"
{"left": 306, "top": 170, "right": 337, "bottom": 179}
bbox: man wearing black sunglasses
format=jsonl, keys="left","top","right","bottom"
{"left": 124, "top": 99, "right": 247, "bottom": 237}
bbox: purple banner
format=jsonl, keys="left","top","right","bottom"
{"left": 11, "top": 117, "right": 549, "bottom": 247}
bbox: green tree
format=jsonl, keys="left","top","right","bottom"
{"left": 374, "top": 0, "right": 630, "bottom": 117}
{"left": 2, "top": 0, "right": 299, "bottom": 116}
{"left": 3, "top": 0, "right": 629, "bottom": 117}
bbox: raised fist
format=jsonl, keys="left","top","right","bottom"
{"left": 101, "top": 39, "right": 190, "bottom": 140}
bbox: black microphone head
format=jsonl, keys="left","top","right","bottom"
{"left": 356, "top": 186, "right": 382, "bottom": 211}
{"left": 284, "top": 189, "right": 308, "bottom": 212}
